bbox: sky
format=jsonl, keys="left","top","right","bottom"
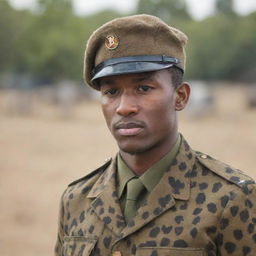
{"left": 8, "top": 0, "right": 256, "bottom": 20}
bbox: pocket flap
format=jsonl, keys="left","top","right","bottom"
{"left": 63, "top": 236, "right": 97, "bottom": 256}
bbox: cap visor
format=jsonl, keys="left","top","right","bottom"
{"left": 91, "top": 62, "right": 175, "bottom": 83}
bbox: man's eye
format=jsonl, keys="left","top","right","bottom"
{"left": 137, "top": 85, "right": 152, "bottom": 92}
{"left": 103, "top": 88, "right": 118, "bottom": 96}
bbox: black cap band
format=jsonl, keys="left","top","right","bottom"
{"left": 91, "top": 55, "right": 183, "bottom": 83}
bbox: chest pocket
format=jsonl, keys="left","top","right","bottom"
{"left": 63, "top": 236, "right": 97, "bottom": 256}
{"left": 136, "top": 247, "right": 206, "bottom": 256}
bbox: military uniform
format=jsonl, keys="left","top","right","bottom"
{"left": 55, "top": 136, "right": 256, "bottom": 256}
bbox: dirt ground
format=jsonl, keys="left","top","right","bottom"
{"left": 0, "top": 85, "right": 255, "bottom": 256}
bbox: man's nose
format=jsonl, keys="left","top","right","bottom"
{"left": 116, "top": 94, "right": 138, "bottom": 116}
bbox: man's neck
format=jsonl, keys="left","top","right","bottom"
{"left": 119, "top": 132, "right": 178, "bottom": 176}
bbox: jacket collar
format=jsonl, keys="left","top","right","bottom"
{"left": 86, "top": 135, "right": 196, "bottom": 237}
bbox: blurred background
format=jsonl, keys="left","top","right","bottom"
{"left": 0, "top": 0, "right": 256, "bottom": 255}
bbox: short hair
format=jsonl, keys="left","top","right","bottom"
{"left": 167, "top": 67, "right": 184, "bottom": 88}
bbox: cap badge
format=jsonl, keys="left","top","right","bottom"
{"left": 105, "top": 35, "right": 119, "bottom": 50}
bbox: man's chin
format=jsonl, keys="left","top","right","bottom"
{"left": 118, "top": 144, "right": 143, "bottom": 155}
{"left": 118, "top": 143, "right": 154, "bottom": 155}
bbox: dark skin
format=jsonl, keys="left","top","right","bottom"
{"left": 99, "top": 69, "right": 190, "bottom": 176}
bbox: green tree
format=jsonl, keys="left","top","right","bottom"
{"left": 16, "top": 11, "right": 82, "bottom": 81}
{"left": 229, "top": 12, "right": 256, "bottom": 82}
{"left": 215, "top": 0, "right": 236, "bottom": 15}
{"left": 137, "top": 0, "right": 191, "bottom": 23}
{"left": 184, "top": 12, "right": 256, "bottom": 82}
{"left": 0, "top": 0, "right": 29, "bottom": 72}
{"left": 36, "top": 0, "right": 73, "bottom": 13}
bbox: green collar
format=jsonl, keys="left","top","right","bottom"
{"left": 116, "top": 134, "right": 181, "bottom": 199}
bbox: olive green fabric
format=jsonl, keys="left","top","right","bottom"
{"left": 84, "top": 14, "right": 188, "bottom": 89}
{"left": 117, "top": 134, "right": 181, "bottom": 215}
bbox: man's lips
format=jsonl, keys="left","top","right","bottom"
{"left": 114, "top": 121, "right": 145, "bottom": 136}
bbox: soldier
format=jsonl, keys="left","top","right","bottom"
{"left": 55, "top": 15, "right": 256, "bottom": 256}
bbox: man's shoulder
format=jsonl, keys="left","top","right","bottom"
{"left": 194, "top": 151, "right": 255, "bottom": 191}
{"left": 68, "top": 158, "right": 112, "bottom": 187}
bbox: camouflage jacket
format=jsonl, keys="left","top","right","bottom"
{"left": 55, "top": 137, "right": 256, "bottom": 256}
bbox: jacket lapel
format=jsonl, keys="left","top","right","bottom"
{"left": 87, "top": 158, "right": 126, "bottom": 235}
{"left": 118, "top": 137, "right": 196, "bottom": 239}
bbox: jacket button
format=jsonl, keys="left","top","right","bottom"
{"left": 112, "top": 251, "right": 122, "bottom": 256}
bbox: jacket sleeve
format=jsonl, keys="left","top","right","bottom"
{"left": 54, "top": 190, "right": 67, "bottom": 256}
{"left": 216, "top": 184, "right": 256, "bottom": 255}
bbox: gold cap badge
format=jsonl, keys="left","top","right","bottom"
{"left": 105, "top": 35, "right": 119, "bottom": 50}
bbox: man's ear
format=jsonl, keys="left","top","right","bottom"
{"left": 175, "top": 82, "right": 190, "bottom": 111}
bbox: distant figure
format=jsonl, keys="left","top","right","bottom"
{"left": 55, "top": 15, "right": 256, "bottom": 256}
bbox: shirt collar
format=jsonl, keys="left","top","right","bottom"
{"left": 116, "top": 134, "right": 181, "bottom": 199}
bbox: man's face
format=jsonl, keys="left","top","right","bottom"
{"left": 99, "top": 70, "right": 179, "bottom": 155}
